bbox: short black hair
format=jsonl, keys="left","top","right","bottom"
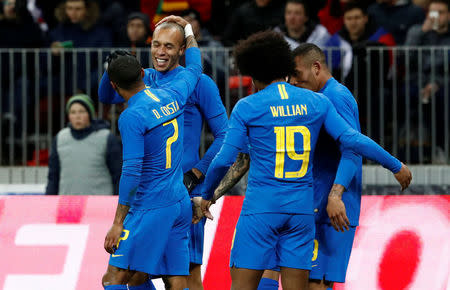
{"left": 107, "top": 50, "right": 142, "bottom": 90}
{"left": 233, "top": 31, "right": 295, "bottom": 84}
{"left": 343, "top": 2, "right": 368, "bottom": 15}
{"left": 292, "top": 43, "right": 326, "bottom": 67}
{"left": 286, "top": 0, "right": 310, "bottom": 16}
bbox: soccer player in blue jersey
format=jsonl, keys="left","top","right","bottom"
{"left": 101, "top": 16, "right": 202, "bottom": 290}
{"left": 290, "top": 43, "right": 364, "bottom": 290}
{"left": 98, "top": 13, "right": 228, "bottom": 290}
{"left": 198, "top": 31, "right": 411, "bottom": 290}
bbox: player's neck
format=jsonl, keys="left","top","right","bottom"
{"left": 318, "top": 73, "right": 333, "bottom": 91}
{"left": 121, "top": 83, "right": 147, "bottom": 101}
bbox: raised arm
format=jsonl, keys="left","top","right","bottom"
{"left": 98, "top": 71, "right": 126, "bottom": 104}
{"left": 322, "top": 100, "right": 412, "bottom": 190}
{"left": 156, "top": 16, "right": 202, "bottom": 102}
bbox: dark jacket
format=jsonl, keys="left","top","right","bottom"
{"left": 367, "top": 1, "right": 425, "bottom": 44}
{"left": 223, "top": 1, "right": 285, "bottom": 46}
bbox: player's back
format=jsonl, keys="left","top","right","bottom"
{"left": 145, "top": 67, "right": 216, "bottom": 171}
{"left": 234, "top": 82, "right": 332, "bottom": 215}
{"left": 119, "top": 87, "right": 187, "bottom": 210}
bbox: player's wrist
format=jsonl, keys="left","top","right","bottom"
{"left": 184, "top": 24, "right": 194, "bottom": 38}
{"left": 328, "top": 184, "right": 345, "bottom": 199}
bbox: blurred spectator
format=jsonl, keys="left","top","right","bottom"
{"left": 45, "top": 0, "right": 112, "bottom": 95}
{"left": 116, "top": 12, "right": 152, "bottom": 66}
{"left": 368, "top": 0, "right": 425, "bottom": 44}
{"left": 210, "top": 0, "right": 246, "bottom": 38}
{"left": 338, "top": 2, "right": 395, "bottom": 139}
{"left": 222, "top": 0, "right": 285, "bottom": 46}
{"left": 0, "top": 0, "right": 45, "bottom": 48}
{"left": 120, "top": 12, "right": 152, "bottom": 48}
{"left": 0, "top": 0, "right": 45, "bottom": 158}
{"left": 181, "top": 8, "right": 226, "bottom": 80}
{"left": 46, "top": 94, "right": 122, "bottom": 195}
{"left": 49, "top": 0, "right": 112, "bottom": 49}
{"left": 317, "top": 0, "right": 375, "bottom": 34}
{"left": 274, "top": 0, "right": 353, "bottom": 78}
{"left": 413, "top": 0, "right": 431, "bottom": 9}
{"left": 274, "top": 0, "right": 331, "bottom": 48}
{"left": 403, "top": 0, "right": 449, "bottom": 152}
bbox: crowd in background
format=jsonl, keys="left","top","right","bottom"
{"left": 0, "top": 0, "right": 449, "bottom": 170}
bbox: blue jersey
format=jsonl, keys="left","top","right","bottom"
{"left": 99, "top": 65, "right": 228, "bottom": 198}
{"left": 117, "top": 47, "right": 202, "bottom": 209}
{"left": 202, "top": 81, "right": 402, "bottom": 214}
{"left": 142, "top": 68, "right": 227, "bottom": 179}
{"left": 314, "top": 78, "right": 362, "bottom": 226}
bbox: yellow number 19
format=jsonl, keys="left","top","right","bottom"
{"left": 163, "top": 119, "right": 179, "bottom": 169}
{"left": 274, "top": 126, "right": 311, "bottom": 178}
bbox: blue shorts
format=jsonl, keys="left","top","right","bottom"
{"left": 309, "top": 223, "right": 356, "bottom": 283}
{"left": 189, "top": 216, "right": 206, "bottom": 265}
{"left": 109, "top": 195, "right": 192, "bottom": 276}
{"left": 230, "top": 213, "right": 315, "bottom": 270}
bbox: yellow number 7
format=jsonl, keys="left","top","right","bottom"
{"left": 274, "top": 126, "right": 311, "bottom": 178}
{"left": 163, "top": 119, "right": 179, "bottom": 169}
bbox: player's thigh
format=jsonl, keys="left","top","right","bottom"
{"left": 187, "top": 263, "right": 203, "bottom": 290}
{"left": 230, "top": 266, "right": 264, "bottom": 290}
{"left": 277, "top": 214, "right": 315, "bottom": 270}
{"left": 113, "top": 205, "right": 180, "bottom": 274}
{"left": 309, "top": 223, "right": 356, "bottom": 283}
{"left": 230, "top": 213, "right": 280, "bottom": 270}
{"left": 158, "top": 195, "right": 192, "bottom": 276}
{"left": 189, "top": 216, "right": 206, "bottom": 265}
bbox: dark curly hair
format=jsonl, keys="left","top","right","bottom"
{"left": 233, "top": 31, "right": 295, "bottom": 84}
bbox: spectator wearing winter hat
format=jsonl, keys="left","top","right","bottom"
{"left": 46, "top": 94, "right": 122, "bottom": 195}
{"left": 126, "top": 12, "right": 152, "bottom": 48}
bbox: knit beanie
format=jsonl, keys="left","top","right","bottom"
{"left": 66, "top": 94, "right": 96, "bottom": 120}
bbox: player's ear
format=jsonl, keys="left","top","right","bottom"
{"left": 313, "top": 61, "right": 321, "bottom": 76}
{"left": 179, "top": 44, "right": 186, "bottom": 56}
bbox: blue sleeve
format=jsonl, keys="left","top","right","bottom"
{"left": 194, "top": 76, "right": 228, "bottom": 174}
{"left": 201, "top": 102, "right": 247, "bottom": 200}
{"left": 118, "top": 111, "right": 145, "bottom": 205}
{"left": 322, "top": 101, "right": 402, "bottom": 173}
{"left": 45, "top": 138, "right": 59, "bottom": 195}
{"left": 167, "top": 47, "right": 202, "bottom": 105}
{"left": 106, "top": 133, "right": 122, "bottom": 195}
{"left": 98, "top": 71, "right": 125, "bottom": 104}
{"left": 329, "top": 94, "right": 361, "bottom": 189}
{"left": 118, "top": 158, "right": 142, "bottom": 206}
{"left": 201, "top": 143, "right": 240, "bottom": 200}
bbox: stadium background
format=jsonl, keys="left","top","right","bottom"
{"left": 0, "top": 0, "right": 449, "bottom": 289}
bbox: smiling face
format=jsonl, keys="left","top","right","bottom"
{"left": 150, "top": 26, "right": 185, "bottom": 72}
{"left": 68, "top": 103, "right": 90, "bottom": 130}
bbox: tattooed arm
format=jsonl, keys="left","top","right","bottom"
{"left": 194, "top": 152, "right": 250, "bottom": 223}
{"left": 211, "top": 152, "right": 250, "bottom": 204}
